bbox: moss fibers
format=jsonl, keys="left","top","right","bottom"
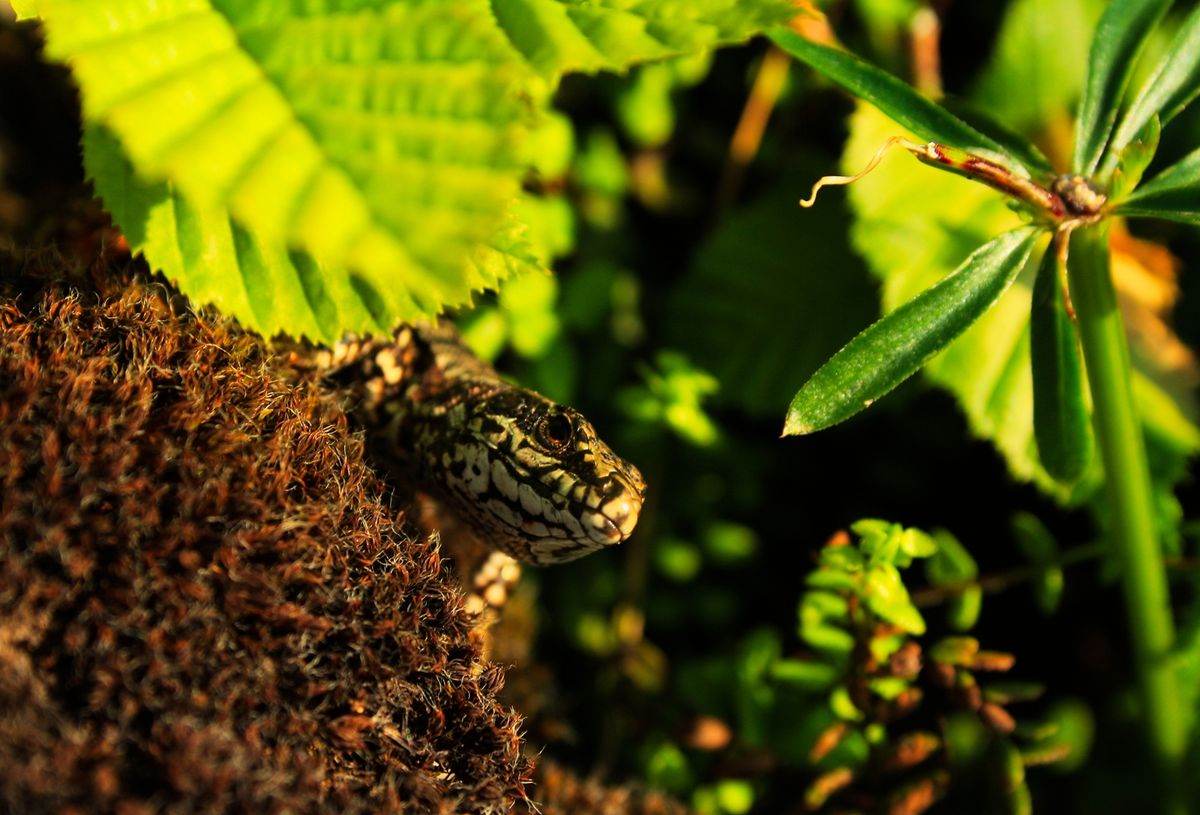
{"left": 0, "top": 261, "right": 530, "bottom": 814}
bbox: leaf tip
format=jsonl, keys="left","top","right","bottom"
{"left": 782, "top": 414, "right": 814, "bottom": 437}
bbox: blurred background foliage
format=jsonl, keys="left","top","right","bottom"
{"left": 451, "top": 0, "right": 1200, "bottom": 812}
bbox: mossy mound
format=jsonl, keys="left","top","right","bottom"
{"left": 0, "top": 260, "right": 531, "bottom": 813}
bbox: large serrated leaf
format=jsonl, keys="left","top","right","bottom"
{"left": 493, "top": 0, "right": 795, "bottom": 79}
{"left": 85, "top": 126, "right": 387, "bottom": 343}
{"left": 16, "top": 0, "right": 791, "bottom": 340}
{"left": 17, "top": 0, "right": 539, "bottom": 336}
{"left": 783, "top": 227, "right": 1039, "bottom": 437}
{"left": 1072, "top": 0, "right": 1172, "bottom": 176}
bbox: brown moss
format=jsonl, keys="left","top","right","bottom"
{"left": 0, "top": 258, "right": 531, "bottom": 813}
{"left": 0, "top": 18, "right": 695, "bottom": 812}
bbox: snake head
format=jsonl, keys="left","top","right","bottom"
{"left": 437, "top": 387, "right": 646, "bottom": 565}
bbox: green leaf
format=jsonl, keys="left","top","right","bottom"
{"left": 1072, "top": 0, "right": 1172, "bottom": 176}
{"left": 806, "top": 568, "right": 858, "bottom": 593}
{"left": 937, "top": 101, "right": 1056, "bottom": 181}
{"left": 925, "top": 529, "right": 982, "bottom": 632}
{"left": 898, "top": 528, "right": 938, "bottom": 561}
{"left": 1106, "top": 3, "right": 1200, "bottom": 166}
{"left": 18, "top": 0, "right": 791, "bottom": 341}
{"left": 668, "top": 173, "right": 877, "bottom": 416}
{"left": 640, "top": 741, "right": 693, "bottom": 794}
{"left": 616, "top": 63, "right": 677, "bottom": 148}
{"left": 842, "top": 104, "right": 1197, "bottom": 502}
{"left": 1030, "top": 246, "right": 1092, "bottom": 483}
{"left": 783, "top": 227, "right": 1039, "bottom": 436}
{"left": 84, "top": 126, "right": 384, "bottom": 343}
{"left": 20, "top": 0, "right": 540, "bottom": 337}
{"left": 1116, "top": 144, "right": 1200, "bottom": 224}
{"left": 865, "top": 564, "right": 925, "bottom": 635}
{"left": 619, "top": 352, "right": 721, "bottom": 446}
{"left": 1028, "top": 699, "right": 1095, "bottom": 772}
{"left": 1108, "top": 116, "right": 1160, "bottom": 201}
{"left": 926, "top": 530, "right": 978, "bottom": 584}
{"left": 1175, "top": 610, "right": 1200, "bottom": 737}
{"left": 493, "top": 0, "right": 794, "bottom": 79}
{"left": 770, "top": 659, "right": 839, "bottom": 692}
{"left": 769, "top": 28, "right": 1032, "bottom": 174}
{"left": 1010, "top": 512, "right": 1064, "bottom": 616}
{"left": 841, "top": 102, "right": 1044, "bottom": 490}
{"left": 988, "top": 740, "right": 1031, "bottom": 815}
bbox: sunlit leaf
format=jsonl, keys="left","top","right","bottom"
{"left": 770, "top": 659, "right": 839, "bottom": 692}
{"left": 1109, "top": 116, "right": 1160, "bottom": 201}
{"left": 17, "top": 0, "right": 540, "bottom": 337}
{"left": 865, "top": 564, "right": 925, "bottom": 635}
{"left": 16, "top": 0, "right": 790, "bottom": 341}
{"left": 493, "top": 0, "right": 794, "bottom": 79}
{"left": 85, "top": 126, "right": 383, "bottom": 343}
{"left": 1106, "top": 2, "right": 1200, "bottom": 167}
{"left": 1116, "top": 144, "right": 1200, "bottom": 224}
{"left": 1073, "top": 0, "right": 1172, "bottom": 175}
{"left": 783, "top": 227, "right": 1038, "bottom": 436}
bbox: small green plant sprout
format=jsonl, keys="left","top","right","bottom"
{"left": 769, "top": 3, "right": 1200, "bottom": 809}
{"left": 772, "top": 521, "right": 1089, "bottom": 814}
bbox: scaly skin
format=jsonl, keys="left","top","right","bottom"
{"left": 318, "top": 322, "right": 646, "bottom": 565}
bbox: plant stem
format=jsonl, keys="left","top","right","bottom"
{"left": 1067, "top": 224, "right": 1188, "bottom": 814}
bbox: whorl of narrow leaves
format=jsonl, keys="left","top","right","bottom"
{"left": 14, "top": 0, "right": 794, "bottom": 342}
{"left": 1117, "top": 145, "right": 1200, "bottom": 225}
{"left": 1072, "top": 0, "right": 1172, "bottom": 176}
{"left": 784, "top": 228, "right": 1039, "bottom": 436}
{"left": 768, "top": 28, "right": 1051, "bottom": 177}
{"left": 1104, "top": 2, "right": 1200, "bottom": 166}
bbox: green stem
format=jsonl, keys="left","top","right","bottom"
{"left": 1067, "top": 224, "right": 1188, "bottom": 814}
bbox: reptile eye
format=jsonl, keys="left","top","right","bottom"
{"left": 538, "top": 411, "right": 574, "bottom": 448}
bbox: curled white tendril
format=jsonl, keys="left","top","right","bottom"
{"left": 799, "top": 136, "right": 927, "bottom": 207}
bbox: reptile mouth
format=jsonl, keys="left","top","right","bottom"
{"left": 588, "top": 491, "right": 643, "bottom": 545}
